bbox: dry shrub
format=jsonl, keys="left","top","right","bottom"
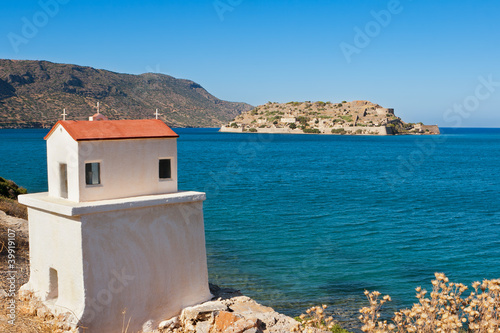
{"left": 359, "top": 273, "right": 500, "bottom": 333}
{"left": 292, "top": 304, "right": 350, "bottom": 332}
{"left": 358, "top": 291, "right": 394, "bottom": 332}
{"left": 465, "top": 279, "right": 500, "bottom": 332}
{"left": 0, "top": 222, "right": 29, "bottom": 262}
{"left": 0, "top": 293, "right": 61, "bottom": 333}
{"left": 0, "top": 197, "right": 27, "bottom": 219}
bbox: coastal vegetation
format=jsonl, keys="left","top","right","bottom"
{"left": 357, "top": 273, "right": 500, "bottom": 332}
{"left": 0, "top": 177, "right": 27, "bottom": 219}
{"left": 293, "top": 273, "right": 500, "bottom": 333}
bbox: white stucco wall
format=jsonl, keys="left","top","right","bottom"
{"left": 20, "top": 208, "right": 85, "bottom": 317}
{"left": 46, "top": 124, "right": 178, "bottom": 202}
{"left": 79, "top": 200, "right": 211, "bottom": 332}
{"left": 47, "top": 124, "right": 80, "bottom": 201}
{"left": 77, "top": 138, "right": 178, "bottom": 202}
{"left": 19, "top": 191, "right": 211, "bottom": 333}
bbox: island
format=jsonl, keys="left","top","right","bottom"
{"left": 220, "top": 100, "right": 440, "bottom": 135}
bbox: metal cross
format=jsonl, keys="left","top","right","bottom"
{"left": 61, "top": 108, "right": 67, "bottom": 121}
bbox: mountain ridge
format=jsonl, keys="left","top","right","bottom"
{"left": 0, "top": 59, "right": 253, "bottom": 128}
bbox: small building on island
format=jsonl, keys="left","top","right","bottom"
{"left": 19, "top": 115, "right": 212, "bottom": 332}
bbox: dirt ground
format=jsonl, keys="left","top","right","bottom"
{"left": 0, "top": 211, "right": 62, "bottom": 332}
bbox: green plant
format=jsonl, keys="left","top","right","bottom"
{"left": 289, "top": 123, "right": 297, "bottom": 129}
{"left": 249, "top": 128, "right": 257, "bottom": 132}
{"left": 0, "top": 177, "right": 28, "bottom": 218}
{"left": 268, "top": 115, "right": 281, "bottom": 123}
{"left": 331, "top": 128, "right": 346, "bottom": 134}
{"left": 230, "top": 122, "right": 238, "bottom": 128}
{"left": 296, "top": 116, "right": 310, "bottom": 125}
{"left": 303, "top": 128, "right": 320, "bottom": 134}
{"left": 0, "top": 177, "right": 27, "bottom": 199}
{"left": 330, "top": 324, "right": 352, "bottom": 333}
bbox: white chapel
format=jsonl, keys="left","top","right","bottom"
{"left": 18, "top": 114, "right": 212, "bottom": 332}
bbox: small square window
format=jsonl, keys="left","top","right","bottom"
{"left": 159, "top": 159, "right": 171, "bottom": 179}
{"left": 85, "top": 162, "right": 100, "bottom": 185}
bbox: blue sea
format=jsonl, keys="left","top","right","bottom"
{"left": 1, "top": 128, "right": 500, "bottom": 329}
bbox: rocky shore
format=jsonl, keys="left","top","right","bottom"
{"left": 0, "top": 211, "right": 345, "bottom": 333}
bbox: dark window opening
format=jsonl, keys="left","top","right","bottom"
{"left": 159, "top": 159, "right": 171, "bottom": 179}
{"left": 59, "top": 163, "right": 68, "bottom": 199}
{"left": 85, "top": 162, "right": 100, "bottom": 185}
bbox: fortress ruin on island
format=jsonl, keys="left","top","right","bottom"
{"left": 220, "top": 100, "right": 440, "bottom": 135}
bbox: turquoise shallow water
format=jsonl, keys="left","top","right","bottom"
{"left": 1, "top": 128, "right": 500, "bottom": 328}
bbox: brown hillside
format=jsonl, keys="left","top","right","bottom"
{"left": 0, "top": 59, "right": 253, "bottom": 128}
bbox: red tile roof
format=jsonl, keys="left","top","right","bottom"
{"left": 45, "top": 119, "right": 179, "bottom": 141}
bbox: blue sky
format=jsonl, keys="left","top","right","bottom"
{"left": 1, "top": 0, "right": 499, "bottom": 127}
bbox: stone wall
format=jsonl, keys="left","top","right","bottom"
{"left": 219, "top": 126, "right": 243, "bottom": 133}
{"left": 220, "top": 125, "right": 393, "bottom": 135}
{"left": 422, "top": 125, "right": 440, "bottom": 134}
